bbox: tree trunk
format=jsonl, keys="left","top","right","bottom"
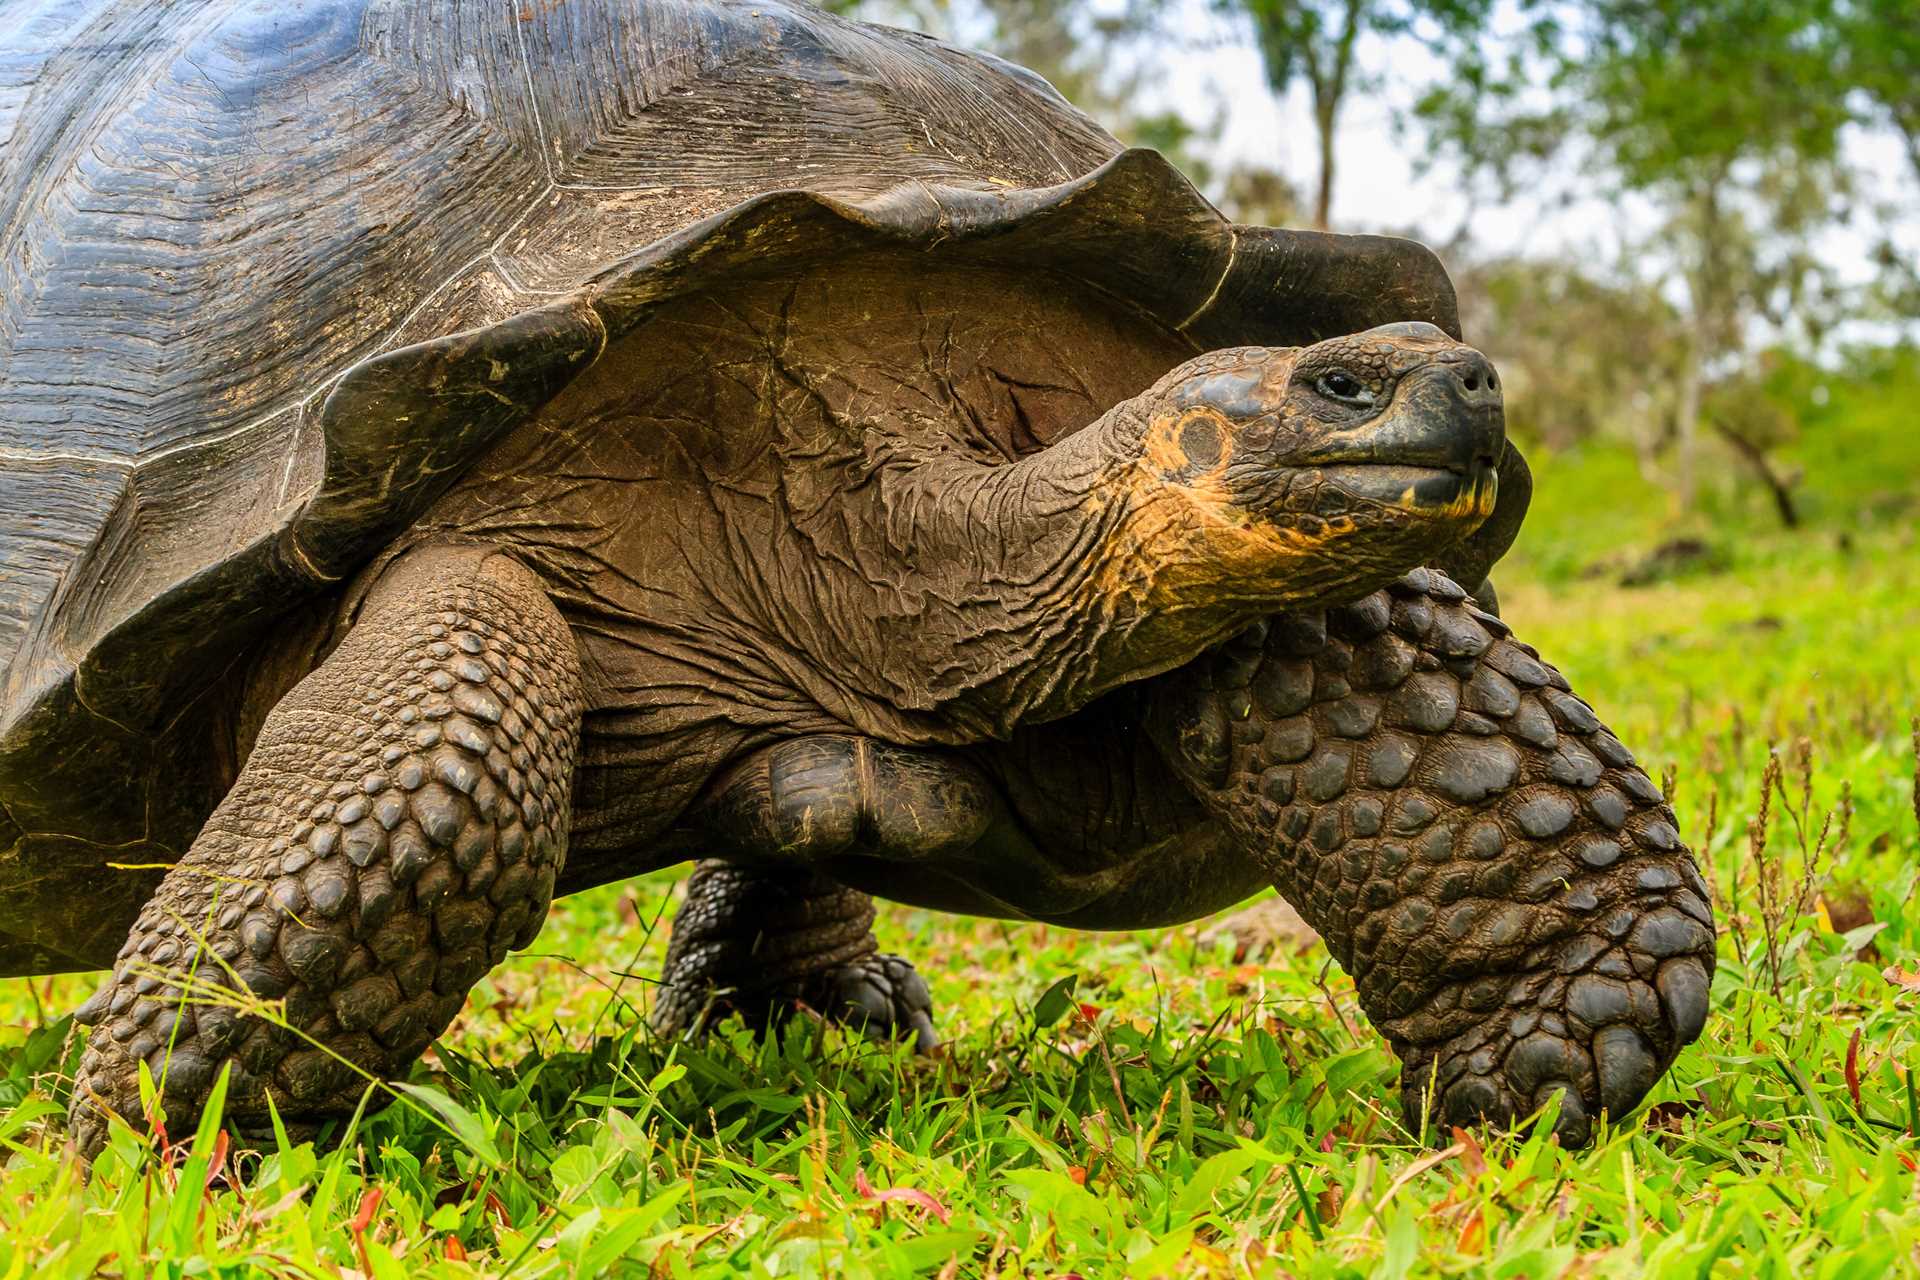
{"left": 1313, "top": 97, "right": 1336, "bottom": 230}
{"left": 1674, "top": 176, "right": 1731, "bottom": 509}
{"left": 1673, "top": 317, "right": 1703, "bottom": 507}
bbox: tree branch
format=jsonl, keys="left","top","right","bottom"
{"left": 1708, "top": 417, "right": 1801, "bottom": 529}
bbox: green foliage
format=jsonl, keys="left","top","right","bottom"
{"left": 1506, "top": 342, "right": 1920, "bottom": 584}
{"left": 1458, "top": 237, "right": 1920, "bottom": 533}
{"left": 1417, "top": 0, "right": 1907, "bottom": 508}
{"left": 1418, "top": 0, "right": 1857, "bottom": 207}
{"left": 831, "top": 0, "right": 1303, "bottom": 223}
{"left": 1835, "top": 0, "right": 1920, "bottom": 184}
{"left": 0, "top": 352, "right": 1916, "bottom": 1276}
{"left": 1576, "top": 0, "right": 1849, "bottom": 192}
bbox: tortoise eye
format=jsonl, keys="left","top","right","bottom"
{"left": 1314, "top": 370, "right": 1374, "bottom": 406}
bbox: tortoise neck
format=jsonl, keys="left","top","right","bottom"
{"left": 882, "top": 392, "right": 1317, "bottom": 736}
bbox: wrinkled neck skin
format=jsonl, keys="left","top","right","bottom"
{"left": 852, "top": 380, "right": 1473, "bottom": 741}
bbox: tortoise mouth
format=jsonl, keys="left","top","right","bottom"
{"left": 1316, "top": 462, "right": 1498, "bottom": 513}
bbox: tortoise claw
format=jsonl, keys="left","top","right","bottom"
{"left": 1544, "top": 1086, "right": 1590, "bottom": 1148}
{"left": 1657, "top": 957, "right": 1711, "bottom": 1044}
{"left": 1594, "top": 1024, "right": 1659, "bottom": 1117}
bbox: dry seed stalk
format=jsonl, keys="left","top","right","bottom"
{"left": 1742, "top": 743, "right": 1841, "bottom": 999}
{"left": 1911, "top": 718, "right": 1919, "bottom": 832}
{"left": 1697, "top": 784, "right": 1721, "bottom": 908}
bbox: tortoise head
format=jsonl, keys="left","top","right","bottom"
{"left": 1109, "top": 321, "right": 1507, "bottom": 606}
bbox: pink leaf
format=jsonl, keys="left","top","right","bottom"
{"left": 853, "top": 1166, "right": 951, "bottom": 1224}
{"left": 203, "top": 1129, "right": 231, "bottom": 1194}
{"left": 1845, "top": 1027, "right": 1864, "bottom": 1111}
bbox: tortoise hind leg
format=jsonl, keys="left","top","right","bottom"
{"left": 651, "top": 736, "right": 996, "bottom": 1050}
{"left": 68, "top": 547, "right": 582, "bottom": 1158}
{"left": 651, "top": 861, "right": 935, "bottom": 1050}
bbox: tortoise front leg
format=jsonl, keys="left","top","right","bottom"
{"left": 1150, "top": 570, "right": 1714, "bottom": 1146}
{"left": 68, "top": 548, "right": 582, "bottom": 1158}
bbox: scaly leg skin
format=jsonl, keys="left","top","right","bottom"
{"left": 68, "top": 548, "right": 582, "bottom": 1159}
{"left": 1150, "top": 569, "right": 1714, "bottom": 1146}
{"left": 651, "top": 859, "right": 935, "bottom": 1051}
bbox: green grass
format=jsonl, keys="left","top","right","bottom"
{"left": 1, "top": 363, "right": 1918, "bottom": 1275}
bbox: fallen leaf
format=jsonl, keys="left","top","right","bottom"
{"left": 1824, "top": 889, "right": 1886, "bottom": 961}
{"left": 1374, "top": 1143, "right": 1463, "bottom": 1213}
{"left": 1882, "top": 966, "right": 1920, "bottom": 993}
{"left": 1456, "top": 1207, "right": 1486, "bottom": 1254}
{"left": 1644, "top": 1100, "right": 1700, "bottom": 1134}
{"left": 1451, "top": 1126, "right": 1488, "bottom": 1178}
{"left": 853, "top": 1166, "right": 952, "bottom": 1224}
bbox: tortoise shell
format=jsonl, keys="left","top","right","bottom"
{"left": 0, "top": 0, "right": 1458, "bottom": 973}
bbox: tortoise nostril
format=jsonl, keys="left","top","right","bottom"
{"left": 1449, "top": 360, "right": 1501, "bottom": 401}
{"left": 1449, "top": 357, "right": 1502, "bottom": 402}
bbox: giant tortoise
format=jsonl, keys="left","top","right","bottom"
{"left": 0, "top": 0, "right": 1713, "bottom": 1156}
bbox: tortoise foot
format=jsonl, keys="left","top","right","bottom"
{"left": 653, "top": 861, "right": 938, "bottom": 1051}
{"left": 1397, "top": 942, "right": 1711, "bottom": 1146}
{"left": 809, "top": 952, "right": 938, "bottom": 1052}
{"left": 65, "top": 550, "right": 582, "bottom": 1163}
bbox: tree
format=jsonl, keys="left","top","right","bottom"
{"left": 1416, "top": 0, "right": 1854, "bottom": 502}
{"left": 822, "top": 0, "right": 1171, "bottom": 136}
{"left": 1223, "top": 0, "right": 1491, "bottom": 229}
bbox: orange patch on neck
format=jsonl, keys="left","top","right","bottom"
{"left": 1085, "top": 408, "right": 1349, "bottom": 613}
